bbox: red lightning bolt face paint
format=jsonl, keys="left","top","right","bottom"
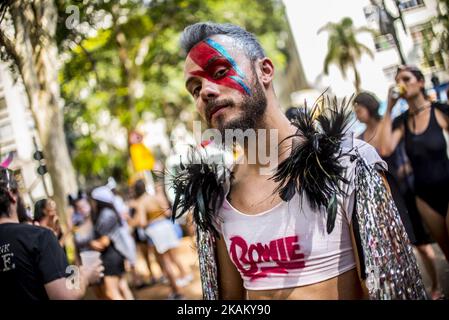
{"left": 187, "top": 39, "right": 251, "bottom": 96}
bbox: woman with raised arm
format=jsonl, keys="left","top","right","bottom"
{"left": 378, "top": 65, "right": 449, "bottom": 265}
{"left": 354, "top": 91, "right": 443, "bottom": 299}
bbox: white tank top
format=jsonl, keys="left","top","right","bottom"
{"left": 216, "top": 138, "right": 385, "bottom": 291}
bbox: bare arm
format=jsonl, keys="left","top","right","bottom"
{"left": 133, "top": 200, "right": 147, "bottom": 228}
{"left": 125, "top": 200, "right": 139, "bottom": 228}
{"left": 216, "top": 236, "right": 246, "bottom": 299}
{"left": 377, "top": 88, "right": 404, "bottom": 157}
{"left": 435, "top": 107, "right": 449, "bottom": 131}
{"left": 44, "top": 263, "right": 103, "bottom": 300}
{"left": 350, "top": 223, "right": 369, "bottom": 298}
{"left": 90, "top": 235, "right": 110, "bottom": 251}
{"left": 155, "top": 182, "right": 172, "bottom": 218}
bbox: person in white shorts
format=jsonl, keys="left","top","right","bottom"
{"left": 133, "top": 179, "right": 192, "bottom": 299}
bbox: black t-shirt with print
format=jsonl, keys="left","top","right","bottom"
{"left": 0, "top": 223, "right": 69, "bottom": 300}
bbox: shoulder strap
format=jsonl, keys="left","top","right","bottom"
{"left": 433, "top": 102, "right": 449, "bottom": 118}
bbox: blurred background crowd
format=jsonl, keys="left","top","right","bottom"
{"left": 0, "top": 0, "right": 448, "bottom": 299}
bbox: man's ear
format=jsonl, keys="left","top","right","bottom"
{"left": 258, "top": 57, "right": 275, "bottom": 87}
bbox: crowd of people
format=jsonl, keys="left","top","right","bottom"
{"left": 351, "top": 65, "right": 449, "bottom": 299}
{"left": 172, "top": 22, "right": 448, "bottom": 300}
{"left": 1, "top": 21, "right": 448, "bottom": 301}
{"left": 0, "top": 168, "right": 194, "bottom": 300}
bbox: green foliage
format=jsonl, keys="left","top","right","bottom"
{"left": 419, "top": 22, "right": 445, "bottom": 70}
{"left": 417, "top": 1, "right": 448, "bottom": 71}
{"left": 318, "top": 17, "right": 375, "bottom": 91}
{"left": 436, "top": 0, "right": 449, "bottom": 59}
{"left": 61, "top": 0, "right": 289, "bottom": 183}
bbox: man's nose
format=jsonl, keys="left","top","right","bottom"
{"left": 200, "top": 80, "right": 220, "bottom": 101}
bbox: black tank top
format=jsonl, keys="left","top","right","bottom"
{"left": 404, "top": 104, "right": 449, "bottom": 189}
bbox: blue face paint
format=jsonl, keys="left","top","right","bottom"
{"left": 230, "top": 76, "right": 251, "bottom": 95}
{"left": 204, "top": 38, "right": 246, "bottom": 79}
{"left": 188, "top": 38, "right": 251, "bottom": 96}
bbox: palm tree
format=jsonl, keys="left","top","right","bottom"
{"left": 318, "top": 17, "right": 375, "bottom": 92}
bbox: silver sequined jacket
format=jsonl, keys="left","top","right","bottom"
{"left": 194, "top": 137, "right": 427, "bottom": 300}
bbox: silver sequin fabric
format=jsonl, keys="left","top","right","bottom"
{"left": 195, "top": 155, "right": 428, "bottom": 300}
{"left": 196, "top": 227, "right": 219, "bottom": 300}
{"left": 354, "top": 158, "right": 428, "bottom": 299}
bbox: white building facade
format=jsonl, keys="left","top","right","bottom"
{"left": 283, "top": 0, "right": 448, "bottom": 105}
{"left": 0, "top": 62, "right": 51, "bottom": 208}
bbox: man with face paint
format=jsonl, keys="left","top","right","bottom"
{"left": 176, "top": 22, "right": 427, "bottom": 300}
{"left": 185, "top": 37, "right": 268, "bottom": 137}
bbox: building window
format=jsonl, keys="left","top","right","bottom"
{"left": 373, "top": 33, "right": 396, "bottom": 51}
{"left": 410, "top": 22, "right": 445, "bottom": 71}
{"left": 0, "top": 97, "right": 7, "bottom": 112}
{"left": 410, "top": 22, "right": 432, "bottom": 44}
{"left": 383, "top": 64, "right": 400, "bottom": 82}
{"left": 398, "top": 0, "right": 425, "bottom": 11}
{"left": 363, "top": 5, "right": 397, "bottom": 52}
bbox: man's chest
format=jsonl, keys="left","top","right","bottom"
{"left": 227, "top": 176, "right": 284, "bottom": 215}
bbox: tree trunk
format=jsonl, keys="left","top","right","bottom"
{"left": 391, "top": 29, "right": 406, "bottom": 65}
{"left": 352, "top": 61, "right": 361, "bottom": 93}
{"left": 4, "top": 0, "right": 78, "bottom": 227}
{"left": 112, "top": 5, "right": 138, "bottom": 130}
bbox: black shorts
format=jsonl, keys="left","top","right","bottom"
{"left": 133, "top": 228, "right": 148, "bottom": 244}
{"left": 101, "top": 245, "right": 125, "bottom": 276}
{"left": 403, "top": 189, "right": 434, "bottom": 245}
{"left": 386, "top": 172, "right": 417, "bottom": 245}
{"left": 416, "top": 181, "right": 449, "bottom": 218}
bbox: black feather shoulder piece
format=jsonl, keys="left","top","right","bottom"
{"left": 170, "top": 147, "right": 229, "bottom": 237}
{"left": 271, "top": 95, "right": 353, "bottom": 233}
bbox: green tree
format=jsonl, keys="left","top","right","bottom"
{"left": 61, "top": 0, "right": 289, "bottom": 183}
{"left": 0, "top": 0, "right": 78, "bottom": 225}
{"left": 318, "top": 17, "right": 375, "bottom": 92}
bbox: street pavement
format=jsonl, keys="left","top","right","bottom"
{"left": 83, "top": 237, "right": 448, "bottom": 300}
{"left": 134, "top": 237, "right": 202, "bottom": 300}
{"left": 414, "top": 244, "right": 449, "bottom": 298}
{"left": 134, "top": 239, "right": 449, "bottom": 300}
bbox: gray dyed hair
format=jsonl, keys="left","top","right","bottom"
{"left": 180, "top": 22, "right": 266, "bottom": 61}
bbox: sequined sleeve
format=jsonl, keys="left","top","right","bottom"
{"left": 340, "top": 137, "right": 387, "bottom": 223}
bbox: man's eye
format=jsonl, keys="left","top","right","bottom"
{"left": 192, "top": 86, "right": 201, "bottom": 97}
{"left": 214, "top": 68, "right": 228, "bottom": 79}
{"left": 403, "top": 77, "right": 410, "bottom": 82}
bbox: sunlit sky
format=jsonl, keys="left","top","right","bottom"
{"left": 283, "top": 0, "right": 395, "bottom": 100}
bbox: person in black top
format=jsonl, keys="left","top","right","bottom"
{"left": 378, "top": 65, "right": 449, "bottom": 267}
{"left": 0, "top": 167, "right": 103, "bottom": 300}
{"left": 353, "top": 91, "right": 442, "bottom": 299}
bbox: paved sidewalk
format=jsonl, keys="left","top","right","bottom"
{"left": 134, "top": 237, "right": 202, "bottom": 300}
{"left": 88, "top": 237, "right": 449, "bottom": 300}
{"left": 414, "top": 244, "right": 449, "bottom": 298}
